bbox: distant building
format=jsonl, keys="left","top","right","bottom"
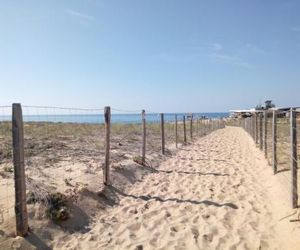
{"left": 255, "top": 100, "right": 275, "bottom": 110}
{"left": 265, "top": 100, "right": 275, "bottom": 109}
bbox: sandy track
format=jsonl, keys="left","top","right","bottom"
{"left": 50, "top": 126, "right": 300, "bottom": 250}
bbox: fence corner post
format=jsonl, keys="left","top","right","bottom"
{"left": 104, "top": 106, "right": 111, "bottom": 185}
{"left": 12, "top": 103, "right": 28, "bottom": 237}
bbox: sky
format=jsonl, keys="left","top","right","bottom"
{"left": 0, "top": 0, "right": 300, "bottom": 112}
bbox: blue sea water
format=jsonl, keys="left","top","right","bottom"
{"left": 0, "top": 113, "right": 228, "bottom": 124}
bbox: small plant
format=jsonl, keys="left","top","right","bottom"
{"left": 133, "top": 155, "right": 144, "bottom": 165}
{"left": 64, "top": 178, "right": 72, "bottom": 186}
{"left": 26, "top": 188, "right": 71, "bottom": 222}
{"left": 46, "top": 192, "right": 70, "bottom": 222}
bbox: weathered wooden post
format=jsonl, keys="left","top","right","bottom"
{"left": 252, "top": 116, "right": 255, "bottom": 140}
{"left": 290, "top": 108, "right": 298, "bottom": 208}
{"left": 183, "top": 115, "right": 187, "bottom": 144}
{"left": 190, "top": 115, "right": 193, "bottom": 140}
{"left": 142, "top": 110, "right": 146, "bottom": 164}
{"left": 12, "top": 103, "right": 28, "bottom": 237}
{"left": 264, "top": 111, "right": 268, "bottom": 159}
{"left": 255, "top": 113, "right": 258, "bottom": 144}
{"left": 160, "top": 113, "right": 165, "bottom": 154}
{"left": 104, "top": 106, "right": 111, "bottom": 185}
{"left": 175, "top": 114, "right": 178, "bottom": 148}
{"left": 272, "top": 110, "right": 277, "bottom": 174}
{"left": 259, "top": 113, "right": 263, "bottom": 151}
{"left": 200, "top": 119, "right": 203, "bottom": 135}
{"left": 200, "top": 118, "right": 202, "bottom": 134}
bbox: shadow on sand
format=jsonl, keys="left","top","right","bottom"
{"left": 135, "top": 160, "right": 229, "bottom": 177}
{"left": 107, "top": 185, "right": 238, "bottom": 210}
{"left": 25, "top": 232, "right": 52, "bottom": 250}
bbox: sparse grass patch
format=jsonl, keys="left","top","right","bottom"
{"left": 133, "top": 155, "right": 144, "bottom": 165}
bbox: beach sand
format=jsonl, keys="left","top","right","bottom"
{"left": 1, "top": 126, "right": 300, "bottom": 249}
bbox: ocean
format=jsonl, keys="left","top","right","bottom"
{"left": 0, "top": 113, "right": 229, "bottom": 124}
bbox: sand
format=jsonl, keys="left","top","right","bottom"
{"left": 2, "top": 126, "right": 300, "bottom": 249}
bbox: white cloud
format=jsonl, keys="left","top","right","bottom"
{"left": 189, "top": 42, "right": 223, "bottom": 52}
{"left": 152, "top": 52, "right": 197, "bottom": 63}
{"left": 64, "top": 8, "right": 94, "bottom": 21}
{"left": 209, "top": 53, "right": 251, "bottom": 68}
{"left": 245, "top": 43, "right": 267, "bottom": 55}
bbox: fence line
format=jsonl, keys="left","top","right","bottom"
{"left": 228, "top": 109, "right": 300, "bottom": 209}
{"left": 0, "top": 103, "right": 225, "bottom": 237}
{"left": 23, "top": 105, "right": 104, "bottom": 112}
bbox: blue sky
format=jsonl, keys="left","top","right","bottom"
{"left": 0, "top": 0, "right": 300, "bottom": 112}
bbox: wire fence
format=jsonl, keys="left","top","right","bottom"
{"left": 22, "top": 106, "right": 104, "bottom": 186}
{"left": 0, "top": 106, "right": 14, "bottom": 234}
{"left": 0, "top": 104, "right": 225, "bottom": 237}
{"left": 226, "top": 109, "right": 300, "bottom": 209}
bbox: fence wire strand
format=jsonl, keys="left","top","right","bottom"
{"left": 0, "top": 104, "right": 225, "bottom": 237}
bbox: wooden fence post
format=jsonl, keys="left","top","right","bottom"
{"left": 264, "top": 111, "right": 268, "bottom": 159}
{"left": 142, "top": 110, "right": 146, "bottom": 164}
{"left": 200, "top": 119, "right": 202, "bottom": 136}
{"left": 290, "top": 108, "right": 298, "bottom": 208}
{"left": 160, "top": 113, "right": 165, "bottom": 154}
{"left": 183, "top": 115, "right": 187, "bottom": 144}
{"left": 104, "top": 106, "right": 111, "bottom": 185}
{"left": 12, "top": 103, "right": 28, "bottom": 237}
{"left": 255, "top": 113, "right": 258, "bottom": 144}
{"left": 272, "top": 110, "right": 277, "bottom": 174}
{"left": 259, "top": 113, "right": 263, "bottom": 151}
{"left": 190, "top": 115, "right": 193, "bottom": 140}
{"left": 175, "top": 114, "right": 178, "bottom": 148}
{"left": 252, "top": 116, "right": 255, "bottom": 140}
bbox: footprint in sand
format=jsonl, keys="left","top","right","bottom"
{"left": 191, "top": 227, "right": 200, "bottom": 241}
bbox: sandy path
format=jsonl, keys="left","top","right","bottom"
{"left": 49, "top": 127, "right": 300, "bottom": 249}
